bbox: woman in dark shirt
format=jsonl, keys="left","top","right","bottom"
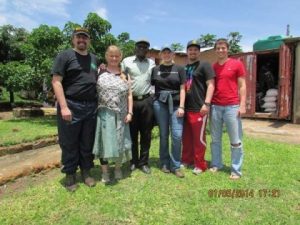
{"left": 151, "top": 46, "right": 186, "bottom": 178}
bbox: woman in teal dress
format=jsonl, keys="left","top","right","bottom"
{"left": 93, "top": 45, "right": 132, "bottom": 183}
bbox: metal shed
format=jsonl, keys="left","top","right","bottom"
{"left": 232, "top": 37, "right": 300, "bottom": 124}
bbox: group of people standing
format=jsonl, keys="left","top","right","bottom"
{"left": 51, "top": 27, "right": 246, "bottom": 192}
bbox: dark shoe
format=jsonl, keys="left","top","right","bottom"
{"left": 130, "top": 164, "right": 136, "bottom": 171}
{"left": 140, "top": 165, "right": 151, "bottom": 174}
{"left": 81, "top": 170, "right": 96, "bottom": 187}
{"left": 174, "top": 169, "right": 185, "bottom": 178}
{"left": 65, "top": 174, "right": 78, "bottom": 192}
{"left": 161, "top": 165, "right": 170, "bottom": 173}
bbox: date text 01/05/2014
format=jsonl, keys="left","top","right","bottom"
{"left": 208, "top": 189, "right": 281, "bottom": 198}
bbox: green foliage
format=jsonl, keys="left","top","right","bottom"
{"left": 21, "top": 25, "right": 63, "bottom": 96}
{"left": 117, "top": 32, "right": 130, "bottom": 43}
{"left": 83, "top": 13, "right": 114, "bottom": 61}
{"left": 62, "top": 21, "right": 81, "bottom": 44}
{"left": 117, "top": 32, "right": 135, "bottom": 59}
{"left": 227, "top": 32, "right": 243, "bottom": 54}
{"left": 0, "top": 25, "right": 28, "bottom": 62}
{"left": 0, "top": 62, "right": 38, "bottom": 92}
{"left": 198, "top": 33, "right": 217, "bottom": 48}
{"left": 23, "top": 24, "right": 64, "bottom": 67}
{"left": 170, "top": 43, "right": 184, "bottom": 51}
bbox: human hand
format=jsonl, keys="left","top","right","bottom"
{"left": 238, "top": 105, "right": 246, "bottom": 117}
{"left": 124, "top": 113, "right": 132, "bottom": 123}
{"left": 176, "top": 107, "right": 185, "bottom": 117}
{"left": 98, "top": 63, "right": 107, "bottom": 74}
{"left": 61, "top": 106, "right": 72, "bottom": 121}
{"left": 200, "top": 105, "right": 210, "bottom": 115}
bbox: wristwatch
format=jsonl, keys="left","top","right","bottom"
{"left": 204, "top": 102, "right": 211, "bottom": 107}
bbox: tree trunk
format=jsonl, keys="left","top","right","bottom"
{"left": 9, "top": 91, "right": 14, "bottom": 104}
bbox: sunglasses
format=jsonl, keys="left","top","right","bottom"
{"left": 74, "top": 27, "right": 89, "bottom": 33}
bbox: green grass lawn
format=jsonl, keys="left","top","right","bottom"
{"left": 0, "top": 116, "right": 57, "bottom": 146}
{"left": 0, "top": 129, "right": 299, "bottom": 225}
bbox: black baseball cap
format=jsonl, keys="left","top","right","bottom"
{"left": 161, "top": 45, "right": 173, "bottom": 52}
{"left": 73, "top": 27, "right": 90, "bottom": 38}
{"left": 187, "top": 40, "right": 200, "bottom": 49}
{"left": 135, "top": 39, "right": 150, "bottom": 47}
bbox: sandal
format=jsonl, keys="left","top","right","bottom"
{"left": 229, "top": 173, "right": 241, "bottom": 180}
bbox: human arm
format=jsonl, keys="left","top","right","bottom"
{"left": 51, "top": 75, "right": 72, "bottom": 121}
{"left": 238, "top": 77, "right": 246, "bottom": 116}
{"left": 177, "top": 84, "right": 185, "bottom": 117}
{"left": 200, "top": 79, "right": 215, "bottom": 115}
{"left": 125, "top": 76, "right": 133, "bottom": 123}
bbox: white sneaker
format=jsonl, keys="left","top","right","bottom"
{"left": 192, "top": 167, "right": 203, "bottom": 175}
{"left": 101, "top": 172, "right": 110, "bottom": 183}
{"left": 209, "top": 167, "right": 219, "bottom": 173}
{"left": 180, "top": 163, "right": 188, "bottom": 169}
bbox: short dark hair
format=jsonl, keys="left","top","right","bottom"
{"left": 214, "top": 38, "right": 229, "bottom": 49}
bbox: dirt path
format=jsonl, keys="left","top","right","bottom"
{"left": 0, "top": 169, "right": 60, "bottom": 199}
{"left": 0, "top": 111, "right": 13, "bottom": 120}
{"left": 242, "top": 119, "right": 300, "bottom": 145}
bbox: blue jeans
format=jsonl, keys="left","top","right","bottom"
{"left": 210, "top": 104, "right": 244, "bottom": 176}
{"left": 153, "top": 100, "right": 183, "bottom": 171}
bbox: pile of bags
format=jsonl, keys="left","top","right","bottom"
{"left": 261, "top": 88, "right": 278, "bottom": 112}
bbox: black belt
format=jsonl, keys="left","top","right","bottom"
{"left": 133, "top": 93, "right": 150, "bottom": 101}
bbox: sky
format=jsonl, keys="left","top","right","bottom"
{"left": 1, "top": 0, "right": 300, "bottom": 52}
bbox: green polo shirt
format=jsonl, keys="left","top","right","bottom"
{"left": 121, "top": 56, "right": 155, "bottom": 96}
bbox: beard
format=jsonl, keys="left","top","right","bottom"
{"left": 75, "top": 41, "right": 87, "bottom": 51}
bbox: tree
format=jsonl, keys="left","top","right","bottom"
{"left": 117, "top": 32, "right": 135, "bottom": 59}
{"left": 170, "top": 43, "right": 184, "bottom": 51}
{"left": 227, "top": 32, "right": 242, "bottom": 54}
{"left": 61, "top": 21, "right": 81, "bottom": 50}
{"left": 0, "top": 62, "right": 36, "bottom": 103}
{"left": 0, "top": 25, "right": 28, "bottom": 63}
{"left": 198, "top": 33, "right": 217, "bottom": 48}
{"left": 83, "top": 12, "right": 115, "bottom": 61}
{"left": 21, "top": 25, "right": 64, "bottom": 100}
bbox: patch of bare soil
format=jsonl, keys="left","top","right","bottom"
{"left": 0, "top": 169, "right": 61, "bottom": 200}
{"left": 0, "top": 111, "right": 14, "bottom": 120}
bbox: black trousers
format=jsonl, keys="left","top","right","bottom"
{"left": 57, "top": 99, "right": 97, "bottom": 174}
{"left": 130, "top": 96, "right": 154, "bottom": 166}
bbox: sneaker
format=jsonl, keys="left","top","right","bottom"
{"left": 174, "top": 169, "right": 185, "bottom": 178}
{"left": 209, "top": 167, "right": 219, "bottom": 173}
{"left": 114, "top": 168, "right": 123, "bottom": 180}
{"left": 65, "top": 174, "right": 78, "bottom": 192}
{"left": 180, "top": 163, "right": 188, "bottom": 169}
{"left": 140, "top": 165, "right": 151, "bottom": 174}
{"left": 101, "top": 172, "right": 111, "bottom": 183}
{"left": 81, "top": 170, "right": 96, "bottom": 187}
{"left": 192, "top": 167, "right": 203, "bottom": 175}
{"left": 130, "top": 164, "right": 136, "bottom": 171}
{"left": 161, "top": 165, "right": 170, "bottom": 173}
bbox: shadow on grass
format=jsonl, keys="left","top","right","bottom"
{"left": 149, "top": 157, "right": 160, "bottom": 169}
{"left": 149, "top": 157, "right": 232, "bottom": 174}
{"left": 205, "top": 160, "right": 232, "bottom": 174}
{"left": 58, "top": 162, "right": 135, "bottom": 188}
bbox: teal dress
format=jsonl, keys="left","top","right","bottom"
{"left": 93, "top": 72, "right": 132, "bottom": 163}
